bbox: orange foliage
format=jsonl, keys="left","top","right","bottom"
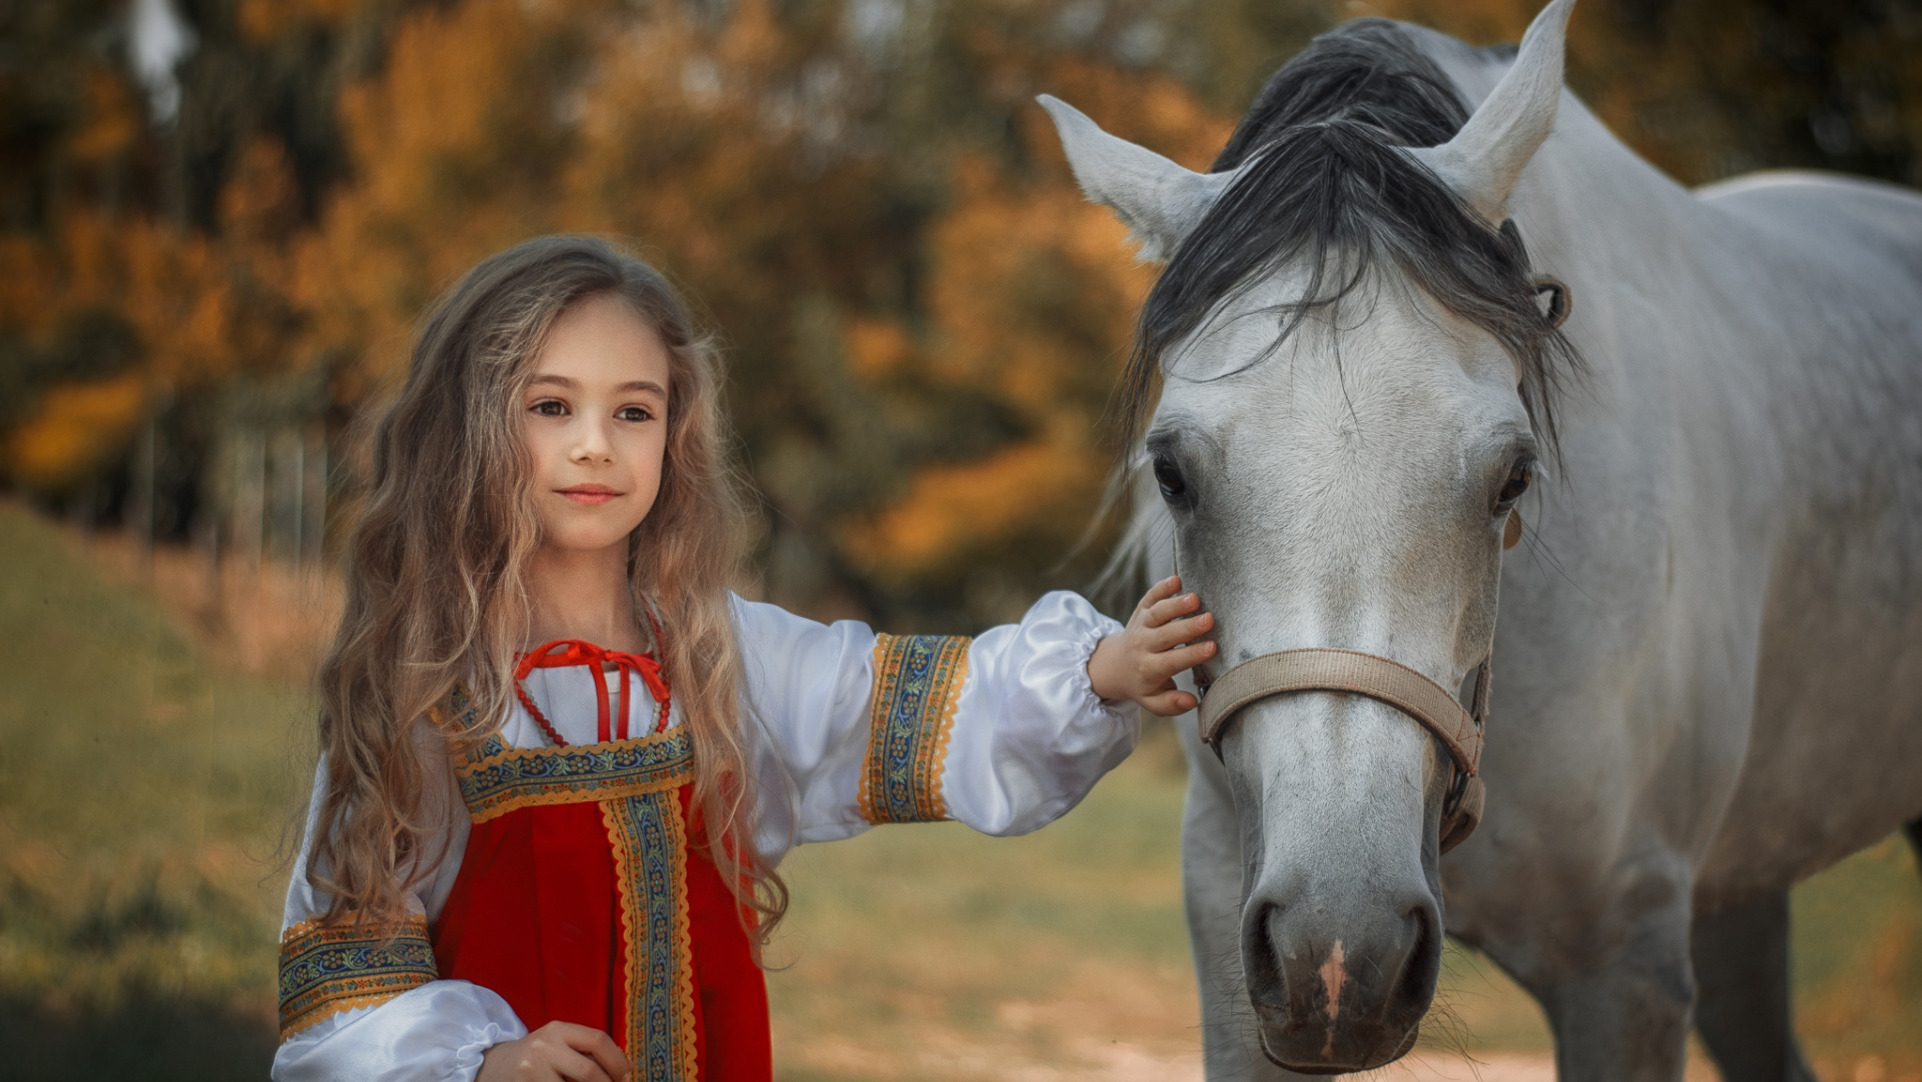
{"left": 844, "top": 318, "right": 913, "bottom": 380}
{"left": 296, "top": 0, "right": 580, "bottom": 384}
{"left": 239, "top": 0, "right": 379, "bottom": 41}
{"left": 847, "top": 70, "right": 1228, "bottom": 584}
{"left": 64, "top": 68, "right": 145, "bottom": 165}
{"left": 3, "top": 0, "right": 1246, "bottom": 618}
{"left": 843, "top": 422, "right": 1104, "bottom": 585}
{"left": 8, "top": 375, "right": 148, "bottom": 486}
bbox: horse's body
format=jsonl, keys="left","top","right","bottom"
{"left": 1042, "top": 4, "right": 1922, "bottom": 1078}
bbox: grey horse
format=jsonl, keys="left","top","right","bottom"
{"left": 1041, "top": 0, "right": 1922, "bottom": 1077}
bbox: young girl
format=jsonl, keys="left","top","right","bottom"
{"left": 273, "top": 235, "right": 1215, "bottom": 1082}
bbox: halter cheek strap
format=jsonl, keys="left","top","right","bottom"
{"left": 1195, "top": 648, "right": 1490, "bottom": 853}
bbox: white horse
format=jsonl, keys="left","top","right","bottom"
{"left": 1040, "top": 1, "right": 1922, "bottom": 1077}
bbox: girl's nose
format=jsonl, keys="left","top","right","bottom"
{"left": 569, "top": 419, "right": 614, "bottom": 463}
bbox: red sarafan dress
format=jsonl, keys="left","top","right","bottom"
{"left": 430, "top": 639, "right": 771, "bottom": 1081}
{"left": 273, "top": 591, "right": 1139, "bottom": 1082}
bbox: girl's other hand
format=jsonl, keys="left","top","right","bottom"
{"left": 1088, "top": 575, "right": 1216, "bottom": 717}
{"left": 479, "top": 1020, "right": 630, "bottom": 1082}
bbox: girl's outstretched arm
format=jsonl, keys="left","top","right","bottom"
{"left": 1087, "top": 575, "right": 1216, "bottom": 717}
{"left": 733, "top": 586, "right": 1192, "bottom": 858}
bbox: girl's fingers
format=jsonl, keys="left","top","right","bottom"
{"left": 577, "top": 1036, "right": 629, "bottom": 1082}
{"left": 1141, "top": 688, "right": 1199, "bottom": 717}
{"left": 1142, "top": 639, "right": 1216, "bottom": 683}
{"left": 567, "top": 1028, "right": 629, "bottom": 1082}
{"left": 1142, "top": 590, "right": 1201, "bottom": 628}
{"left": 1149, "top": 611, "right": 1212, "bottom": 649}
{"left": 549, "top": 1023, "right": 627, "bottom": 1082}
{"left": 554, "top": 1049, "right": 613, "bottom": 1082}
{"left": 1137, "top": 575, "right": 1182, "bottom": 615}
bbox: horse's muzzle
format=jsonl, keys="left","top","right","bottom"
{"left": 1242, "top": 887, "right": 1441, "bottom": 1072}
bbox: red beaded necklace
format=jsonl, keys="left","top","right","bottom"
{"left": 512, "top": 603, "right": 670, "bottom": 747}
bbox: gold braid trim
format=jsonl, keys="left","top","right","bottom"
{"left": 456, "top": 730, "right": 694, "bottom": 824}
{"left": 277, "top": 914, "right": 437, "bottom": 1040}
{"left": 858, "top": 634, "right": 969, "bottom": 824}
{"left": 602, "top": 792, "right": 699, "bottom": 1081}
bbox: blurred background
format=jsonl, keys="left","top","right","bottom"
{"left": 1, "top": 0, "right": 1919, "bottom": 1078}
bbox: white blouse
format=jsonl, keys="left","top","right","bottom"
{"left": 273, "top": 590, "right": 1133, "bottom": 1081}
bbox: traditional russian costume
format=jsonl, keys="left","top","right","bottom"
{"left": 273, "top": 592, "right": 1135, "bottom": 1081}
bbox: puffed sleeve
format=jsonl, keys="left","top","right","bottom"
{"left": 735, "top": 590, "right": 1138, "bottom": 863}
{"left": 273, "top": 753, "right": 527, "bottom": 1082}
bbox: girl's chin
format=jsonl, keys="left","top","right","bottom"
{"left": 536, "top": 522, "right": 647, "bottom": 557}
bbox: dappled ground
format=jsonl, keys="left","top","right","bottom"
{"left": 0, "top": 503, "right": 1917, "bottom": 1081}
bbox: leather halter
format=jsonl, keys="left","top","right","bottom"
{"left": 1195, "top": 647, "right": 1490, "bottom": 853}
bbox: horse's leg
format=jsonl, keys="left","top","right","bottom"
{"left": 1176, "top": 717, "right": 1300, "bottom": 1081}
{"left": 1906, "top": 816, "right": 1922, "bottom": 865}
{"left": 1534, "top": 914, "right": 1695, "bottom": 1081}
{"left": 1691, "top": 890, "right": 1817, "bottom": 1082}
{"left": 1467, "top": 850, "right": 1697, "bottom": 1082}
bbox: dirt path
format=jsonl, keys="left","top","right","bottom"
{"left": 777, "top": 1039, "right": 1726, "bottom": 1082}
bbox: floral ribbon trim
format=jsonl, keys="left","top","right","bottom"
{"left": 457, "top": 730, "right": 694, "bottom": 823}
{"left": 603, "top": 791, "right": 699, "bottom": 1082}
{"left": 277, "top": 914, "right": 437, "bottom": 1039}
{"left": 859, "top": 634, "right": 969, "bottom": 824}
{"left": 429, "top": 684, "right": 485, "bottom": 734}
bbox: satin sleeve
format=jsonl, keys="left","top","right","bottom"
{"left": 273, "top": 753, "right": 527, "bottom": 1082}
{"left": 733, "top": 590, "right": 1138, "bottom": 863}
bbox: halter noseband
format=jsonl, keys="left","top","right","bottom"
{"left": 1195, "top": 648, "right": 1490, "bottom": 853}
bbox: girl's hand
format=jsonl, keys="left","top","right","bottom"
{"left": 1088, "top": 575, "right": 1216, "bottom": 717}
{"left": 479, "top": 1021, "right": 630, "bottom": 1082}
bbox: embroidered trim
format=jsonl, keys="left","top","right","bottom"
{"left": 277, "top": 914, "right": 437, "bottom": 1039}
{"left": 456, "top": 730, "right": 694, "bottom": 823}
{"left": 859, "top": 633, "right": 969, "bottom": 824}
{"left": 603, "top": 792, "right": 699, "bottom": 1082}
{"left": 428, "top": 684, "right": 484, "bottom": 734}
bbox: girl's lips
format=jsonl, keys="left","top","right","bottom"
{"left": 557, "top": 487, "right": 621, "bottom": 506}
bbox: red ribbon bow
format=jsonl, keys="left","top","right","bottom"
{"left": 514, "top": 639, "right": 671, "bottom": 745}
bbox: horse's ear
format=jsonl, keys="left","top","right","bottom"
{"left": 1038, "top": 94, "right": 1234, "bottom": 263}
{"left": 1410, "top": 0, "right": 1575, "bottom": 225}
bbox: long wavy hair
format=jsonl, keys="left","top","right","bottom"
{"left": 308, "top": 235, "right": 786, "bottom": 947}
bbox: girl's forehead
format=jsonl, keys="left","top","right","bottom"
{"left": 532, "top": 293, "right": 671, "bottom": 391}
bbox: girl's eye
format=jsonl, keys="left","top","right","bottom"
{"left": 617, "top": 405, "right": 654, "bottom": 423}
{"left": 1497, "top": 457, "right": 1534, "bottom": 508}
{"left": 531, "top": 399, "right": 568, "bottom": 417}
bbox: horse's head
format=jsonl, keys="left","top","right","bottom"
{"left": 1044, "top": 0, "right": 1577, "bottom": 1071}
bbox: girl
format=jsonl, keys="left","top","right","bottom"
{"left": 273, "top": 235, "right": 1215, "bottom": 1082}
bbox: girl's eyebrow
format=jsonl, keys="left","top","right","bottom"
{"left": 527, "top": 374, "right": 667, "bottom": 396}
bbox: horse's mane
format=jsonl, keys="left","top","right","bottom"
{"left": 1112, "top": 19, "right": 1579, "bottom": 453}
{"left": 1094, "top": 19, "right": 1580, "bottom": 602}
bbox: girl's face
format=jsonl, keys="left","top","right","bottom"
{"left": 520, "top": 292, "right": 672, "bottom": 557}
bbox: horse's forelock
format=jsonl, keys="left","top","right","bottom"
{"left": 1111, "top": 19, "right": 1582, "bottom": 465}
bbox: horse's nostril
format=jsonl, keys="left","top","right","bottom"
{"left": 1390, "top": 899, "right": 1442, "bottom": 1015}
{"left": 1242, "top": 901, "right": 1286, "bottom": 1008}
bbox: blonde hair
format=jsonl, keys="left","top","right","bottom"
{"left": 308, "top": 234, "right": 785, "bottom": 947}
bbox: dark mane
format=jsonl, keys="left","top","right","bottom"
{"left": 1116, "top": 19, "right": 1579, "bottom": 454}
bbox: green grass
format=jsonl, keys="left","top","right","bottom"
{"left": 1795, "top": 835, "right": 1922, "bottom": 1070}
{"left": 0, "top": 503, "right": 314, "bottom": 1079}
{"left": 0, "top": 501, "right": 1917, "bottom": 1080}
{"left": 765, "top": 729, "right": 1201, "bottom": 1076}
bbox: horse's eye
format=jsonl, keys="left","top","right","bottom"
{"left": 1153, "top": 455, "right": 1187, "bottom": 502}
{"left": 1497, "top": 458, "right": 1534, "bottom": 507}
